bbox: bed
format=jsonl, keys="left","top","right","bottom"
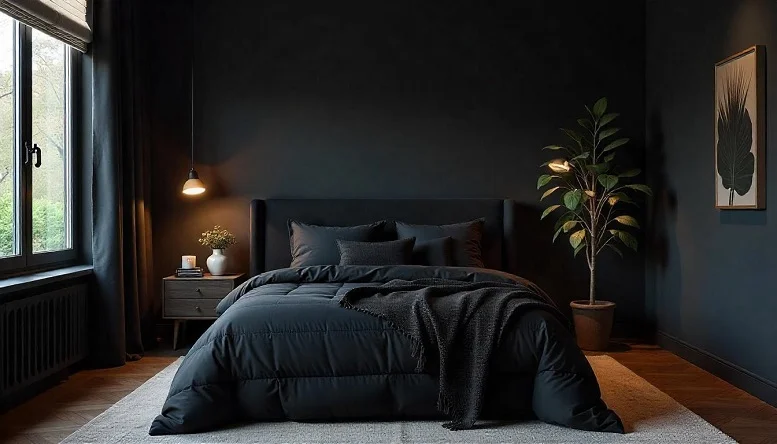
{"left": 149, "top": 199, "right": 622, "bottom": 435}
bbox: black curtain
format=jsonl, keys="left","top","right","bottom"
{"left": 90, "top": 0, "right": 154, "bottom": 367}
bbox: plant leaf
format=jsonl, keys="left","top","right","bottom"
{"left": 561, "top": 128, "right": 584, "bottom": 145}
{"left": 574, "top": 243, "right": 586, "bottom": 257}
{"left": 562, "top": 220, "right": 578, "bottom": 232}
{"left": 602, "top": 138, "right": 630, "bottom": 152}
{"left": 608, "top": 192, "right": 635, "bottom": 206}
{"left": 610, "top": 229, "right": 638, "bottom": 251}
{"left": 598, "top": 127, "right": 620, "bottom": 143}
{"left": 614, "top": 215, "right": 640, "bottom": 228}
{"left": 541, "top": 186, "right": 561, "bottom": 200}
{"left": 553, "top": 226, "right": 564, "bottom": 243}
{"left": 541, "top": 205, "right": 561, "bottom": 220}
{"left": 606, "top": 244, "right": 624, "bottom": 258}
{"left": 569, "top": 229, "right": 586, "bottom": 249}
{"left": 537, "top": 174, "right": 554, "bottom": 189}
{"left": 716, "top": 67, "right": 755, "bottom": 205}
{"left": 619, "top": 168, "right": 641, "bottom": 178}
{"left": 586, "top": 163, "right": 610, "bottom": 174}
{"left": 543, "top": 145, "right": 567, "bottom": 151}
{"left": 563, "top": 189, "right": 583, "bottom": 211}
{"left": 570, "top": 152, "right": 590, "bottom": 162}
{"left": 625, "top": 184, "right": 653, "bottom": 196}
{"left": 592, "top": 98, "right": 607, "bottom": 118}
{"left": 585, "top": 190, "right": 596, "bottom": 197}
{"left": 578, "top": 118, "right": 594, "bottom": 132}
{"left": 554, "top": 212, "right": 574, "bottom": 231}
{"left": 604, "top": 153, "right": 616, "bottom": 163}
{"left": 599, "top": 113, "right": 619, "bottom": 127}
{"left": 598, "top": 174, "right": 619, "bottom": 190}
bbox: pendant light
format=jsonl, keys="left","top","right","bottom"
{"left": 182, "top": 5, "right": 205, "bottom": 196}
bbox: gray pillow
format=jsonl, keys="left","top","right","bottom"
{"left": 336, "top": 238, "right": 415, "bottom": 266}
{"left": 413, "top": 236, "right": 454, "bottom": 266}
{"left": 396, "top": 219, "right": 485, "bottom": 268}
{"left": 288, "top": 220, "right": 385, "bottom": 267}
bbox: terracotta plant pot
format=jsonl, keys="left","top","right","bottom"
{"left": 569, "top": 300, "right": 616, "bottom": 351}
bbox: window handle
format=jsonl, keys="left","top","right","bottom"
{"left": 32, "top": 143, "right": 41, "bottom": 168}
{"left": 23, "top": 142, "right": 41, "bottom": 168}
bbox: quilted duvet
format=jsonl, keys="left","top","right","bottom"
{"left": 149, "top": 265, "right": 622, "bottom": 435}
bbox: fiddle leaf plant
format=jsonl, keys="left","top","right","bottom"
{"left": 538, "top": 98, "right": 652, "bottom": 304}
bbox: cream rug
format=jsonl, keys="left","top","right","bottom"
{"left": 61, "top": 356, "right": 735, "bottom": 443}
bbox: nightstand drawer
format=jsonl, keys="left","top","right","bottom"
{"left": 164, "top": 280, "right": 233, "bottom": 299}
{"left": 164, "top": 298, "right": 219, "bottom": 318}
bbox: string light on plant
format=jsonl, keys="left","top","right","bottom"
{"left": 548, "top": 159, "right": 571, "bottom": 173}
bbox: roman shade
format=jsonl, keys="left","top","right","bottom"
{"left": 0, "top": 0, "right": 91, "bottom": 51}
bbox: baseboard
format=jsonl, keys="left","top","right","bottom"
{"left": 657, "top": 331, "right": 777, "bottom": 407}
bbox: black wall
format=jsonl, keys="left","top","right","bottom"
{"left": 144, "top": 1, "right": 647, "bottom": 334}
{"left": 646, "top": 0, "right": 777, "bottom": 403}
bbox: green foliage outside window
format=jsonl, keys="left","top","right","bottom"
{"left": 0, "top": 193, "right": 65, "bottom": 256}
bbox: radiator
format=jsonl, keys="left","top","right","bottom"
{"left": 0, "top": 284, "right": 88, "bottom": 400}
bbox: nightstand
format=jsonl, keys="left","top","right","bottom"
{"left": 163, "top": 273, "right": 245, "bottom": 349}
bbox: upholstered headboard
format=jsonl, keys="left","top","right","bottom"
{"left": 249, "top": 199, "right": 520, "bottom": 276}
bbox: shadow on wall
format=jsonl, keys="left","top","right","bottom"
{"left": 645, "top": 109, "right": 680, "bottom": 333}
{"left": 646, "top": 110, "right": 676, "bottom": 270}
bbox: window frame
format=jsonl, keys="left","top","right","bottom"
{"left": 0, "top": 20, "right": 80, "bottom": 277}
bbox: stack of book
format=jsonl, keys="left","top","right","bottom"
{"left": 176, "top": 267, "right": 203, "bottom": 278}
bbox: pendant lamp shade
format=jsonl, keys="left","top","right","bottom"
{"left": 182, "top": 169, "right": 205, "bottom": 195}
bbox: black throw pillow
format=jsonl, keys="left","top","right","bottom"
{"left": 336, "top": 238, "right": 415, "bottom": 266}
{"left": 396, "top": 219, "right": 485, "bottom": 268}
{"left": 412, "top": 236, "right": 454, "bottom": 266}
{"left": 288, "top": 220, "right": 385, "bottom": 267}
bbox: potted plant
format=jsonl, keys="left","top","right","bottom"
{"left": 537, "top": 98, "right": 651, "bottom": 351}
{"left": 199, "top": 225, "right": 236, "bottom": 276}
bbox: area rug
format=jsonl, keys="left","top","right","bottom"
{"left": 61, "top": 356, "right": 735, "bottom": 443}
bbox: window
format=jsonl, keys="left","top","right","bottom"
{"left": 0, "top": 13, "right": 16, "bottom": 260}
{"left": 0, "top": 14, "right": 77, "bottom": 274}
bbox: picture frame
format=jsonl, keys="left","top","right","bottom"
{"left": 714, "top": 45, "right": 766, "bottom": 210}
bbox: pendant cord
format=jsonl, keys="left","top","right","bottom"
{"left": 191, "top": 60, "right": 194, "bottom": 171}
{"left": 190, "top": 1, "right": 195, "bottom": 171}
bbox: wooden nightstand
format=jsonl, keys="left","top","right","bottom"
{"left": 163, "top": 273, "right": 245, "bottom": 349}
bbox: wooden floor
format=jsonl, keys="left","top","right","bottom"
{"left": 1, "top": 345, "right": 776, "bottom": 443}
{"left": 604, "top": 345, "right": 777, "bottom": 444}
{"left": 0, "top": 357, "right": 176, "bottom": 444}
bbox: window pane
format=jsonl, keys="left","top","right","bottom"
{"left": 0, "top": 15, "right": 16, "bottom": 258}
{"left": 31, "top": 29, "right": 70, "bottom": 253}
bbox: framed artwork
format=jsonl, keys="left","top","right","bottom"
{"left": 714, "top": 45, "right": 766, "bottom": 209}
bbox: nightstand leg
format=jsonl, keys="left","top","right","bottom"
{"left": 173, "top": 320, "right": 181, "bottom": 350}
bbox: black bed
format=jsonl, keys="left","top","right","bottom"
{"left": 149, "top": 198, "right": 622, "bottom": 435}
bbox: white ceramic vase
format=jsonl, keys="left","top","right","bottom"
{"left": 206, "top": 248, "right": 228, "bottom": 276}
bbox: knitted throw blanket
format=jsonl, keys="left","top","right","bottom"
{"left": 339, "top": 278, "right": 562, "bottom": 430}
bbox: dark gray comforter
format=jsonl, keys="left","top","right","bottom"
{"left": 149, "top": 265, "right": 623, "bottom": 435}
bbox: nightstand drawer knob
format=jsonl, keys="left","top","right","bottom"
{"left": 195, "top": 306, "right": 201, "bottom": 311}
{"left": 195, "top": 288, "right": 202, "bottom": 293}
